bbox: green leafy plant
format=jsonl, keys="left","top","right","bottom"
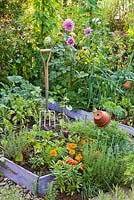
{"left": 1, "top": 130, "right": 29, "bottom": 162}
{"left": 0, "top": 185, "right": 25, "bottom": 200}
{"left": 0, "top": 76, "right": 43, "bottom": 129}
{"left": 51, "top": 158, "right": 83, "bottom": 196}
{"left": 103, "top": 101, "right": 127, "bottom": 119}
{"left": 28, "top": 156, "right": 46, "bottom": 170}
{"left": 82, "top": 141, "right": 126, "bottom": 199}
{"left": 123, "top": 153, "right": 134, "bottom": 186}
{"left": 96, "top": 185, "right": 134, "bottom": 200}
{"left": 43, "top": 181, "right": 58, "bottom": 200}
{"left": 120, "top": 97, "right": 132, "bottom": 110}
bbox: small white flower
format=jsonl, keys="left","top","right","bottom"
{"left": 9, "top": 59, "right": 13, "bottom": 63}
{"left": 92, "top": 18, "right": 101, "bottom": 24}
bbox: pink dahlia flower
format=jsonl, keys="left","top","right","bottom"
{"left": 67, "top": 37, "right": 75, "bottom": 46}
{"left": 63, "top": 19, "right": 74, "bottom": 32}
{"left": 84, "top": 27, "right": 92, "bottom": 36}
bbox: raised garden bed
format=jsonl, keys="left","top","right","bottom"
{"left": 0, "top": 157, "right": 54, "bottom": 195}
{"left": 0, "top": 103, "right": 134, "bottom": 196}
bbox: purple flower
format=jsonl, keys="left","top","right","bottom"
{"left": 63, "top": 19, "right": 74, "bottom": 32}
{"left": 67, "top": 37, "right": 75, "bottom": 46}
{"left": 84, "top": 27, "right": 92, "bottom": 36}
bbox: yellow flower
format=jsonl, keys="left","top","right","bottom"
{"left": 50, "top": 150, "right": 57, "bottom": 157}
{"left": 44, "top": 36, "right": 51, "bottom": 43}
{"left": 69, "top": 149, "right": 75, "bottom": 155}
{"left": 75, "top": 153, "right": 82, "bottom": 162}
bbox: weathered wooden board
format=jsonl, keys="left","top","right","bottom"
{"left": 38, "top": 174, "right": 55, "bottom": 195}
{"left": 0, "top": 158, "right": 54, "bottom": 195}
{"left": 48, "top": 102, "right": 134, "bottom": 136}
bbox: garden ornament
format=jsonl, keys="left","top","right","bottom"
{"left": 94, "top": 110, "right": 111, "bottom": 127}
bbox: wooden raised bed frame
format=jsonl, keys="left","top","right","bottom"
{"left": 0, "top": 158, "right": 54, "bottom": 195}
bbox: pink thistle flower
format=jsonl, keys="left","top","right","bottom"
{"left": 63, "top": 19, "right": 74, "bottom": 32}
{"left": 84, "top": 27, "right": 92, "bottom": 36}
{"left": 67, "top": 37, "right": 75, "bottom": 46}
{"left": 123, "top": 33, "right": 128, "bottom": 38}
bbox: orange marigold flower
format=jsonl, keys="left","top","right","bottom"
{"left": 66, "top": 143, "right": 72, "bottom": 149}
{"left": 80, "top": 164, "right": 85, "bottom": 171}
{"left": 95, "top": 151, "right": 100, "bottom": 158}
{"left": 81, "top": 139, "right": 86, "bottom": 145}
{"left": 80, "top": 148, "right": 83, "bottom": 152}
{"left": 66, "top": 143, "right": 77, "bottom": 149}
{"left": 89, "top": 138, "right": 95, "bottom": 142}
{"left": 69, "top": 149, "right": 75, "bottom": 155}
{"left": 71, "top": 143, "right": 77, "bottom": 149}
{"left": 50, "top": 150, "right": 57, "bottom": 157}
{"left": 75, "top": 153, "right": 83, "bottom": 162}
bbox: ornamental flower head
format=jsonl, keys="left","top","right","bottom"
{"left": 84, "top": 27, "right": 92, "bottom": 36}
{"left": 67, "top": 37, "right": 75, "bottom": 46}
{"left": 66, "top": 157, "right": 78, "bottom": 165}
{"left": 50, "top": 150, "right": 57, "bottom": 157}
{"left": 66, "top": 143, "right": 77, "bottom": 149}
{"left": 75, "top": 153, "right": 82, "bottom": 162}
{"left": 63, "top": 18, "right": 74, "bottom": 32}
{"left": 44, "top": 36, "right": 51, "bottom": 43}
{"left": 69, "top": 149, "right": 75, "bottom": 155}
{"left": 123, "top": 33, "right": 128, "bottom": 38}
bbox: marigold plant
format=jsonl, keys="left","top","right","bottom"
{"left": 50, "top": 150, "right": 57, "bottom": 157}
{"left": 69, "top": 149, "right": 75, "bottom": 155}
{"left": 66, "top": 143, "right": 77, "bottom": 149}
{"left": 75, "top": 153, "right": 82, "bottom": 162}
